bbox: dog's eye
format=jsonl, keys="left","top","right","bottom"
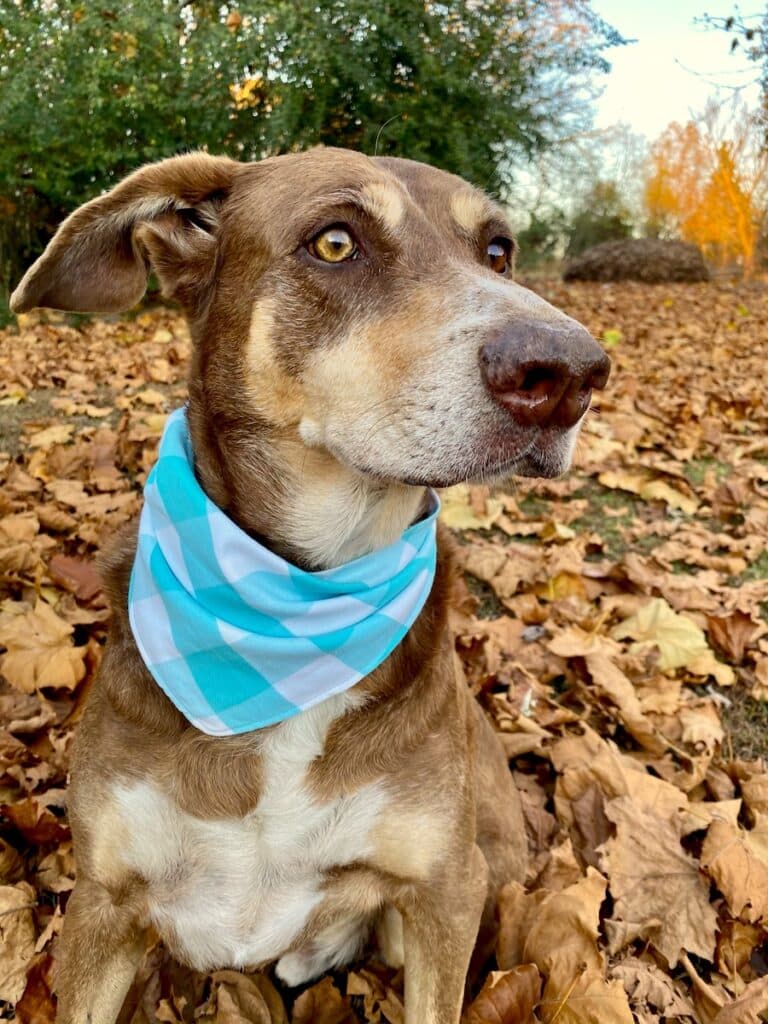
{"left": 487, "top": 238, "right": 511, "bottom": 274}
{"left": 310, "top": 226, "right": 358, "bottom": 263}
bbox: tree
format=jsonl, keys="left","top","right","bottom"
{"left": 515, "top": 208, "right": 569, "bottom": 267}
{"left": 0, "top": 1, "right": 623, "bottom": 313}
{"left": 565, "top": 180, "right": 633, "bottom": 258}
{"left": 643, "top": 99, "right": 768, "bottom": 277}
{"left": 702, "top": 8, "right": 768, "bottom": 117}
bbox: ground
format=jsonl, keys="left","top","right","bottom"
{"left": 0, "top": 279, "right": 767, "bottom": 1023}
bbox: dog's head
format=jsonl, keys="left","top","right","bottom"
{"left": 13, "top": 149, "right": 608, "bottom": 557}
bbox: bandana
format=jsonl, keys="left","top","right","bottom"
{"left": 128, "top": 408, "right": 439, "bottom": 736}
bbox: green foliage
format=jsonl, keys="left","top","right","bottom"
{"left": 0, "top": 0, "right": 623, "bottom": 311}
{"left": 515, "top": 208, "right": 568, "bottom": 268}
{"left": 565, "top": 180, "right": 633, "bottom": 259}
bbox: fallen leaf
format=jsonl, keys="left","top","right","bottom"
{"left": 27, "top": 423, "right": 74, "bottom": 449}
{"left": 712, "top": 975, "right": 768, "bottom": 1024}
{"left": 47, "top": 554, "right": 103, "bottom": 603}
{"left": 0, "top": 600, "right": 87, "bottom": 691}
{"left": 291, "top": 976, "right": 357, "bottom": 1024}
{"left": 13, "top": 952, "right": 56, "bottom": 1024}
{"left": 600, "top": 795, "right": 717, "bottom": 966}
{"left": 198, "top": 970, "right": 288, "bottom": 1023}
{"left": 612, "top": 957, "right": 695, "bottom": 1020}
{"left": 440, "top": 484, "right": 504, "bottom": 530}
{"left": 706, "top": 611, "right": 761, "bottom": 664}
{"left": 465, "top": 964, "right": 541, "bottom": 1024}
{"left": 0, "top": 882, "right": 37, "bottom": 1004}
{"left": 612, "top": 597, "right": 734, "bottom": 683}
{"left": 521, "top": 870, "right": 634, "bottom": 1024}
{"left": 700, "top": 818, "right": 768, "bottom": 922}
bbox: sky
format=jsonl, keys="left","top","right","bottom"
{"left": 590, "top": 0, "right": 761, "bottom": 140}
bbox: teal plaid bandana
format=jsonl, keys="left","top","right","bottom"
{"left": 128, "top": 408, "right": 439, "bottom": 736}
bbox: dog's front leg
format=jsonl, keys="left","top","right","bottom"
{"left": 55, "top": 878, "right": 146, "bottom": 1024}
{"left": 399, "top": 843, "right": 489, "bottom": 1024}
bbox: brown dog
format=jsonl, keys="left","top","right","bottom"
{"left": 11, "top": 148, "right": 609, "bottom": 1024}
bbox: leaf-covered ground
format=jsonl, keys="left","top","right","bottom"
{"left": 1, "top": 279, "right": 767, "bottom": 1023}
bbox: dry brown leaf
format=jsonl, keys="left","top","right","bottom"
{"left": 640, "top": 478, "right": 699, "bottom": 515}
{"left": 134, "top": 387, "right": 168, "bottom": 408}
{"left": 199, "top": 970, "right": 288, "bottom": 1024}
{"left": 13, "top": 951, "right": 56, "bottom": 1024}
{"left": 347, "top": 966, "right": 404, "bottom": 1024}
{"left": 27, "top": 423, "right": 74, "bottom": 449}
{"left": 497, "top": 883, "right": 550, "bottom": 971}
{"left": 583, "top": 651, "right": 666, "bottom": 753}
{"left": 47, "top": 553, "right": 103, "bottom": 603}
{"left": 0, "top": 838, "right": 25, "bottom": 883}
{"left": 521, "top": 870, "right": 634, "bottom": 1024}
{"left": 680, "top": 798, "right": 742, "bottom": 836}
{"left": 707, "top": 611, "right": 762, "bottom": 664}
{"left": 741, "top": 775, "right": 768, "bottom": 817}
{"left": 612, "top": 957, "right": 695, "bottom": 1020}
{"left": 440, "top": 484, "right": 503, "bottom": 530}
{"left": 0, "top": 794, "right": 71, "bottom": 844}
{"left": 680, "top": 702, "right": 724, "bottom": 751}
{"left": 552, "top": 729, "right": 686, "bottom": 829}
{"left": 0, "top": 882, "right": 37, "bottom": 1004}
{"left": 464, "top": 964, "right": 541, "bottom": 1024}
{"left": 291, "top": 976, "right": 357, "bottom": 1024}
{"left": 715, "top": 920, "right": 763, "bottom": 978}
{"left": 700, "top": 818, "right": 768, "bottom": 922}
{"left": 600, "top": 795, "right": 717, "bottom": 966}
{"left": 537, "top": 837, "right": 583, "bottom": 891}
{"left": 47, "top": 478, "right": 87, "bottom": 508}
{"left": 711, "top": 975, "right": 768, "bottom": 1024}
{"left": 0, "top": 600, "right": 87, "bottom": 691}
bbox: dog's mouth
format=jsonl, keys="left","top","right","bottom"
{"left": 342, "top": 427, "right": 575, "bottom": 490}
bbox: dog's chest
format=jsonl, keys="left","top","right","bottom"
{"left": 107, "top": 696, "right": 387, "bottom": 971}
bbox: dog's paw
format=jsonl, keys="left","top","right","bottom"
{"left": 276, "top": 920, "right": 368, "bottom": 987}
{"left": 275, "top": 950, "right": 319, "bottom": 987}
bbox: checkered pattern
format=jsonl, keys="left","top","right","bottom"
{"left": 128, "top": 408, "right": 439, "bottom": 736}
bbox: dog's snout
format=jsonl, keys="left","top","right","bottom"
{"left": 479, "top": 320, "right": 610, "bottom": 429}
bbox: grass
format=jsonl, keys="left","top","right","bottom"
{"left": 682, "top": 457, "right": 730, "bottom": 488}
{"left": 722, "top": 690, "right": 768, "bottom": 761}
{"left": 740, "top": 550, "right": 768, "bottom": 584}
{"left": 464, "top": 574, "right": 505, "bottom": 619}
{"left": 570, "top": 481, "right": 647, "bottom": 559}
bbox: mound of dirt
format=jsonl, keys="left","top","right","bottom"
{"left": 563, "top": 238, "right": 710, "bottom": 283}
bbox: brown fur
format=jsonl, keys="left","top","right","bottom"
{"left": 11, "top": 147, "right": 607, "bottom": 1024}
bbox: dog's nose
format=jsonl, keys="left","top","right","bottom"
{"left": 479, "top": 320, "right": 610, "bottom": 429}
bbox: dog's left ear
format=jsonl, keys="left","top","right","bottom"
{"left": 10, "top": 152, "right": 240, "bottom": 314}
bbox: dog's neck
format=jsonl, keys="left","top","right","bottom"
{"left": 187, "top": 401, "right": 428, "bottom": 571}
{"left": 260, "top": 439, "right": 429, "bottom": 569}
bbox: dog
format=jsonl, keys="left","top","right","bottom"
{"left": 11, "top": 148, "right": 609, "bottom": 1024}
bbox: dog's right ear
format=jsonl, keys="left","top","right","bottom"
{"left": 10, "top": 152, "right": 240, "bottom": 315}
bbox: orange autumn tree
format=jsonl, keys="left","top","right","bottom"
{"left": 644, "top": 100, "right": 767, "bottom": 276}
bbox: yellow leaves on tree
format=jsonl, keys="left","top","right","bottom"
{"left": 644, "top": 99, "right": 767, "bottom": 277}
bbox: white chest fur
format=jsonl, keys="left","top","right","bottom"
{"left": 106, "top": 695, "right": 387, "bottom": 973}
